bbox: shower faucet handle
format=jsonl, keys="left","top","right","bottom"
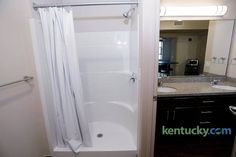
{"left": 130, "top": 72, "right": 137, "bottom": 83}
{"left": 211, "top": 79, "right": 220, "bottom": 85}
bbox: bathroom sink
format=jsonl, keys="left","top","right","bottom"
{"left": 158, "top": 87, "right": 177, "bottom": 93}
{"left": 212, "top": 85, "right": 236, "bottom": 91}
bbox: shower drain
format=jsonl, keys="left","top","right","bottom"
{"left": 97, "top": 133, "right": 103, "bottom": 138}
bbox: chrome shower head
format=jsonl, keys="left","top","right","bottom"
{"left": 123, "top": 8, "right": 136, "bottom": 18}
{"left": 123, "top": 12, "right": 129, "bottom": 18}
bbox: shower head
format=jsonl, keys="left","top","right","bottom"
{"left": 123, "top": 12, "right": 129, "bottom": 18}
{"left": 123, "top": 8, "right": 136, "bottom": 18}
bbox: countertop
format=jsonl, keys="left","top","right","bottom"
{"left": 157, "top": 81, "right": 236, "bottom": 97}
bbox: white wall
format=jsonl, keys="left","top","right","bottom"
{"left": 0, "top": 0, "right": 50, "bottom": 157}
{"left": 73, "top": 5, "right": 139, "bottom": 136}
{"left": 73, "top": 5, "right": 139, "bottom": 144}
{"left": 204, "top": 20, "right": 234, "bottom": 75}
{"left": 227, "top": 20, "right": 236, "bottom": 78}
{"left": 73, "top": 5, "right": 136, "bottom": 104}
{"left": 129, "top": 8, "right": 139, "bottom": 143}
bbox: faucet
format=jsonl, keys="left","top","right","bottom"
{"left": 158, "top": 76, "right": 164, "bottom": 86}
{"left": 158, "top": 76, "right": 168, "bottom": 86}
{"left": 211, "top": 79, "right": 220, "bottom": 85}
{"left": 158, "top": 80, "right": 163, "bottom": 87}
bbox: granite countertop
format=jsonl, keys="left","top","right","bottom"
{"left": 157, "top": 81, "right": 236, "bottom": 97}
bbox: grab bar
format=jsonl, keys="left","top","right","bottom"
{"left": 0, "top": 76, "right": 34, "bottom": 88}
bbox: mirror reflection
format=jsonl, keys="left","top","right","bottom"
{"left": 158, "top": 20, "right": 234, "bottom": 77}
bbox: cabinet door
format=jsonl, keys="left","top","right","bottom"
{"left": 157, "top": 108, "right": 169, "bottom": 124}
{"left": 199, "top": 97, "right": 236, "bottom": 157}
{"left": 156, "top": 108, "right": 170, "bottom": 134}
{"left": 198, "top": 106, "right": 214, "bottom": 126}
{"left": 212, "top": 103, "right": 236, "bottom": 143}
{"left": 172, "top": 106, "right": 199, "bottom": 127}
{"left": 155, "top": 95, "right": 236, "bottom": 157}
{"left": 213, "top": 105, "right": 235, "bottom": 126}
{"left": 155, "top": 107, "right": 172, "bottom": 146}
{"left": 210, "top": 96, "right": 236, "bottom": 128}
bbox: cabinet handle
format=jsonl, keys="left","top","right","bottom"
{"left": 202, "top": 100, "right": 215, "bottom": 103}
{"left": 200, "top": 121, "right": 211, "bottom": 125}
{"left": 173, "top": 110, "right": 176, "bottom": 120}
{"left": 229, "top": 106, "right": 236, "bottom": 116}
{"left": 201, "top": 111, "right": 213, "bottom": 114}
{"left": 167, "top": 110, "right": 169, "bottom": 122}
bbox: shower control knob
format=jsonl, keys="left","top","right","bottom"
{"left": 130, "top": 72, "right": 137, "bottom": 83}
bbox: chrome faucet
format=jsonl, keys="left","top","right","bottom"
{"left": 211, "top": 79, "right": 220, "bottom": 85}
{"left": 158, "top": 79, "right": 163, "bottom": 87}
{"left": 158, "top": 76, "right": 168, "bottom": 86}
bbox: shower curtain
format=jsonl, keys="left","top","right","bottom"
{"left": 38, "top": 8, "right": 91, "bottom": 153}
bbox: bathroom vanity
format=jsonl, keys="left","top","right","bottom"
{"left": 157, "top": 12, "right": 236, "bottom": 157}
{"left": 155, "top": 80, "right": 236, "bottom": 157}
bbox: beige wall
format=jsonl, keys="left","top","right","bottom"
{"left": 175, "top": 35, "right": 207, "bottom": 75}
{"left": 161, "top": 31, "right": 208, "bottom": 75}
{"left": 175, "top": 36, "right": 198, "bottom": 75}
{"left": 0, "top": 0, "right": 49, "bottom": 157}
{"left": 160, "top": 21, "right": 209, "bottom": 30}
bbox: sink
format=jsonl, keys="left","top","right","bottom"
{"left": 158, "top": 87, "right": 177, "bottom": 93}
{"left": 212, "top": 85, "right": 236, "bottom": 91}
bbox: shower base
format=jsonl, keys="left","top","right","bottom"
{"left": 53, "top": 121, "right": 136, "bottom": 157}
{"left": 88, "top": 121, "right": 135, "bottom": 150}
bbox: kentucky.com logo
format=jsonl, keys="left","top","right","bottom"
{"left": 162, "top": 126, "right": 232, "bottom": 137}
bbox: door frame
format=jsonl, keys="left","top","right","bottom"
{"left": 137, "top": 0, "right": 160, "bottom": 157}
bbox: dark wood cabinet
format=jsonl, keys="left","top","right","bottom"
{"left": 172, "top": 106, "right": 199, "bottom": 126}
{"left": 155, "top": 94, "right": 236, "bottom": 157}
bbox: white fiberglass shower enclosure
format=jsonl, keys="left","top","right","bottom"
{"left": 31, "top": 2, "right": 139, "bottom": 157}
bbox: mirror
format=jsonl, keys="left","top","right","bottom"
{"left": 158, "top": 20, "right": 234, "bottom": 77}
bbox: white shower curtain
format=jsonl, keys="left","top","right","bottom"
{"left": 38, "top": 7, "right": 92, "bottom": 153}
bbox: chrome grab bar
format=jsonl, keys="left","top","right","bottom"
{"left": 0, "top": 76, "right": 34, "bottom": 88}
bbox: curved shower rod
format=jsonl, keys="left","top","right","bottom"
{"left": 33, "top": 1, "right": 139, "bottom": 10}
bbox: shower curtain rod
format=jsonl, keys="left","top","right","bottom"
{"left": 33, "top": 1, "right": 139, "bottom": 10}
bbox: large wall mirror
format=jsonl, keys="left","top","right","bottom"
{"left": 158, "top": 20, "right": 235, "bottom": 77}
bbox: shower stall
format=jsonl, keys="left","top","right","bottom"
{"left": 30, "top": 1, "right": 139, "bottom": 157}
